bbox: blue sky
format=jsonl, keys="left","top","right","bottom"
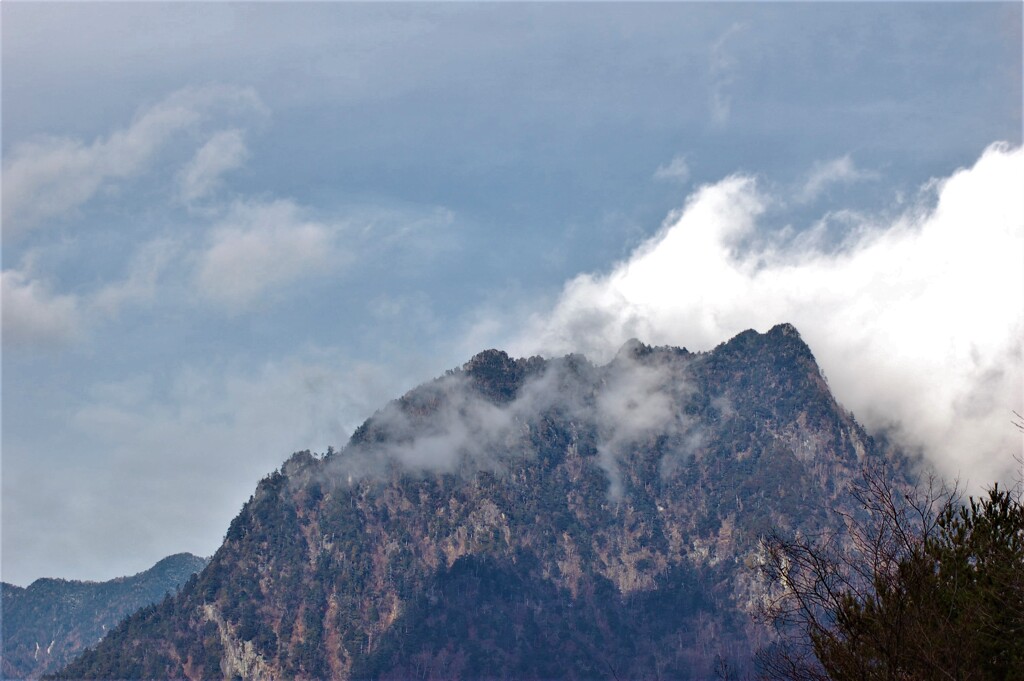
{"left": 2, "top": 3, "right": 1022, "bottom": 586}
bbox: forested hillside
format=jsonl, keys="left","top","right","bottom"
{"left": 55, "top": 325, "right": 908, "bottom": 680}
{"left": 2, "top": 553, "right": 208, "bottom": 678}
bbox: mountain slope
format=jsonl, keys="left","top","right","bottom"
{"left": 55, "top": 324, "right": 907, "bottom": 680}
{"left": 1, "top": 553, "right": 209, "bottom": 679}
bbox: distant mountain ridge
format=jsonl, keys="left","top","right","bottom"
{"left": 1, "top": 553, "right": 209, "bottom": 679}
{"left": 54, "top": 324, "right": 910, "bottom": 679}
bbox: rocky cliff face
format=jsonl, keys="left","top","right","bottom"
{"left": 54, "top": 324, "right": 905, "bottom": 680}
{"left": 1, "top": 553, "right": 209, "bottom": 679}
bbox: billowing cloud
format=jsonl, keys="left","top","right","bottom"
{"left": 1, "top": 269, "right": 81, "bottom": 350}
{"left": 178, "top": 128, "right": 249, "bottom": 204}
{"left": 506, "top": 142, "right": 1023, "bottom": 490}
{"left": 2, "top": 85, "right": 264, "bottom": 237}
{"left": 797, "top": 155, "right": 880, "bottom": 203}
{"left": 654, "top": 156, "right": 691, "bottom": 184}
{"left": 194, "top": 199, "right": 347, "bottom": 310}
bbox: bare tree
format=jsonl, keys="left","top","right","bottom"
{"left": 1013, "top": 411, "right": 1023, "bottom": 494}
{"left": 756, "top": 459, "right": 1024, "bottom": 681}
{"left": 755, "top": 462, "right": 952, "bottom": 680}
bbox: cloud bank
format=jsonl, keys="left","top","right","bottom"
{"left": 507, "top": 142, "right": 1023, "bottom": 490}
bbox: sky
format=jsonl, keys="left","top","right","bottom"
{"left": 2, "top": 2, "right": 1022, "bottom": 587}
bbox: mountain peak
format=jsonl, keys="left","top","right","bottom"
{"left": 462, "top": 348, "right": 545, "bottom": 403}
{"left": 766, "top": 321, "right": 803, "bottom": 341}
{"left": 615, "top": 337, "right": 652, "bottom": 361}
{"left": 716, "top": 323, "right": 814, "bottom": 361}
{"left": 464, "top": 348, "right": 512, "bottom": 370}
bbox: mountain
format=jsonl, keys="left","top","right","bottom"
{"left": 1, "top": 553, "right": 209, "bottom": 679}
{"left": 53, "top": 324, "right": 908, "bottom": 680}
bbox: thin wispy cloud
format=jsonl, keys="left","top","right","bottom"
{"left": 3, "top": 81, "right": 454, "bottom": 340}
{"left": 1, "top": 85, "right": 264, "bottom": 238}
{"left": 178, "top": 129, "right": 249, "bottom": 204}
{"left": 709, "top": 24, "right": 744, "bottom": 127}
{"left": 654, "top": 156, "right": 691, "bottom": 184}
{"left": 2, "top": 239, "right": 180, "bottom": 353}
{"left": 797, "top": 155, "right": 880, "bottom": 203}
{"left": 194, "top": 199, "right": 348, "bottom": 311}
{"left": 90, "top": 238, "right": 182, "bottom": 318}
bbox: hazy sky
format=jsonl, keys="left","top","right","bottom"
{"left": 2, "top": 2, "right": 1021, "bottom": 586}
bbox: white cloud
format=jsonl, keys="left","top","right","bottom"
{"left": 798, "top": 155, "right": 880, "bottom": 203}
{"left": 1, "top": 269, "right": 82, "bottom": 349}
{"left": 654, "top": 156, "right": 691, "bottom": 184}
{"left": 195, "top": 199, "right": 346, "bottom": 310}
{"left": 178, "top": 128, "right": 249, "bottom": 204}
{"left": 1, "top": 238, "right": 181, "bottom": 353}
{"left": 2, "top": 85, "right": 264, "bottom": 237}
{"left": 505, "top": 142, "right": 1024, "bottom": 491}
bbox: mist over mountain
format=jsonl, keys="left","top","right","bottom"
{"left": 1, "top": 553, "right": 209, "bottom": 679}
{"left": 54, "top": 324, "right": 912, "bottom": 680}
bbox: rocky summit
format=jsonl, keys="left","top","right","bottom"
{"left": 53, "top": 324, "right": 906, "bottom": 680}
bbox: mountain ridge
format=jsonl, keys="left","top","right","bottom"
{"left": 54, "top": 324, "right": 908, "bottom": 680}
{"left": 2, "top": 553, "right": 209, "bottom": 679}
